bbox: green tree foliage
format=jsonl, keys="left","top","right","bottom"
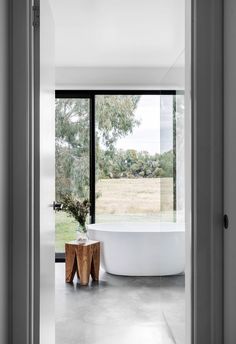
{"left": 158, "top": 150, "right": 174, "bottom": 177}
{"left": 55, "top": 98, "right": 90, "bottom": 199}
{"left": 96, "top": 95, "right": 140, "bottom": 148}
{"left": 55, "top": 95, "right": 176, "bottom": 200}
{"left": 98, "top": 148, "right": 173, "bottom": 179}
{"left": 56, "top": 96, "right": 140, "bottom": 199}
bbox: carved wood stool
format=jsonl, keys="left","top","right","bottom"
{"left": 65, "top": 240, "right": 100, "bottom": 286}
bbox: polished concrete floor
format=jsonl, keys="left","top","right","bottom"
{"left": 56, "top": 264, "right": 185, "bottom": 344}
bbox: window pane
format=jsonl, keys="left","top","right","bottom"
{"left": 55, "top": 98, "right": 90, "bottom": 252}
{"left": 160, "top": 94, "right": 175, "bottom": 222}
{"left": 95, "top": 94, "right": 178, "bottom": 223}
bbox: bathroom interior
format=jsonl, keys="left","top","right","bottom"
{"left": 52, "top": 1, "right": 187, "bottom": 343}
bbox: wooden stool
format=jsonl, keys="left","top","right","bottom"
{"left": 65, "top": 240, "right": 100, "bottom": 286}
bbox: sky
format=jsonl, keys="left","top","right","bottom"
{"left": 116, "top": 95, "right": 173, "bottom": 155}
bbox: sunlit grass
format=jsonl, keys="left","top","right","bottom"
{"left": 55, "top": 177, "right": 175, "bottom": 252}
{"left": 55, "top": 212, "right": 77, "bottom": 252}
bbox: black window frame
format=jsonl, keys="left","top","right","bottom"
{"left": 55, "top": 89, "right": 183, "bottom": 262}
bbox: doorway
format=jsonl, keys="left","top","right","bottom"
{"left": 55, "top": 90, "right": 186, "bottom": 344}
{"left": 10, "top": 0, "right": 224, "bottom": 344}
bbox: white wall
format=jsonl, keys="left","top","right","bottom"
{"left": 56, "top": 66, "right": 185, "bottom": 90}
{"left": 51, "top": 0, "right": 185, "bottom": 69}
{"left": 0, "top": 0, "right": 9, "bottom": 343}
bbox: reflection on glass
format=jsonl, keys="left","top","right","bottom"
{"left": 55, "top": 98, "right": 90, "bottom": 252}
{"left": 160, "top": 94, "right": 175, "bottom": 222}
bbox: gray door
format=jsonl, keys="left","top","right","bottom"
{"left": 224, "top": 0, "right": 236, "bottom": 343}
{"left": 35, "top": 0, "right": 55, "bottom": 343}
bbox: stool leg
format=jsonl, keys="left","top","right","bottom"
{"left": 76, "top": 268, "right": 80, "bottom": 280}
{"left": 65, "top": 244, "right": 77, "bottom": 283}
{"left": 76, "top": 246, "right": 92, "bottom": 286}
{"left": 90, "top": 244, "right": 100, "bottom": 282}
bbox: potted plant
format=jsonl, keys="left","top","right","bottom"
{"left": 61, "top": 194, "right": 90, "bottom": 242}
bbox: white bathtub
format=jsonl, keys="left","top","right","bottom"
{"left": 88, "top": 222, "right": 185, "bottom": 276}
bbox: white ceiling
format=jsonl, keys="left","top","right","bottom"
{"left": 50, "top": 0, "right": 185, "bottom": 68}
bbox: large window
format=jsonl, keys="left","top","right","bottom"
{"left": 55, "top": 91, "right": 184, "bottom": 255}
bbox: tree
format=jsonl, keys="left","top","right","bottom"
{"left": 55, "top": 95, "right": 140, "bottom": 199}
{"left": 96, "top": 95, "right": 140, "bottom": 148}
{"left": 55, "top": 98, "right": 90, "bottom": 199}
{"left": 158, "top": 150, "right": 174, "bottom": 177}
{"left": 55, "top": 94, "right": 180, "bottom": 201}
{"left": 97, "top": 148, "right": 174, "bottom": 179}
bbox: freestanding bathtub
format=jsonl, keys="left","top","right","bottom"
{"left": 88, "top": 222, "right": 185, "bottom": 276}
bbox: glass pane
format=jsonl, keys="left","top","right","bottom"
{"left": 159, "top": 50, "right": 185, "bottom": 344}
{"left": 175, "top": 92, "right": 185, "bottom": 223}
{"left": 55, "top": 98, "right": 90, "bottom": 252}
{"left": 160, "top": 94, "right": 175, "bottom": 222}
{"left": 95, "top": 94, "right": 178, "bottom": 223}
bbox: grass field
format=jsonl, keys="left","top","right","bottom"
{"left": 56, "top": 177, "right": 175, "bottom": 252}
{"left": 96, "top": 177, "right": 173, "bottom": 214}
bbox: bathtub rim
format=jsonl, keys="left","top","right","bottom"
{"left": 87, "top": 222, "right": 185, "bottom": 233}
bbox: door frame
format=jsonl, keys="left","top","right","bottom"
{"left": 189, "top": 0, "right": 223, "bottom": 343}
{"left": 11, "top": 0, "right": 35, "bottom": 343}
{"left": 10, "top": 0, "right": 223, "bottom": 343}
